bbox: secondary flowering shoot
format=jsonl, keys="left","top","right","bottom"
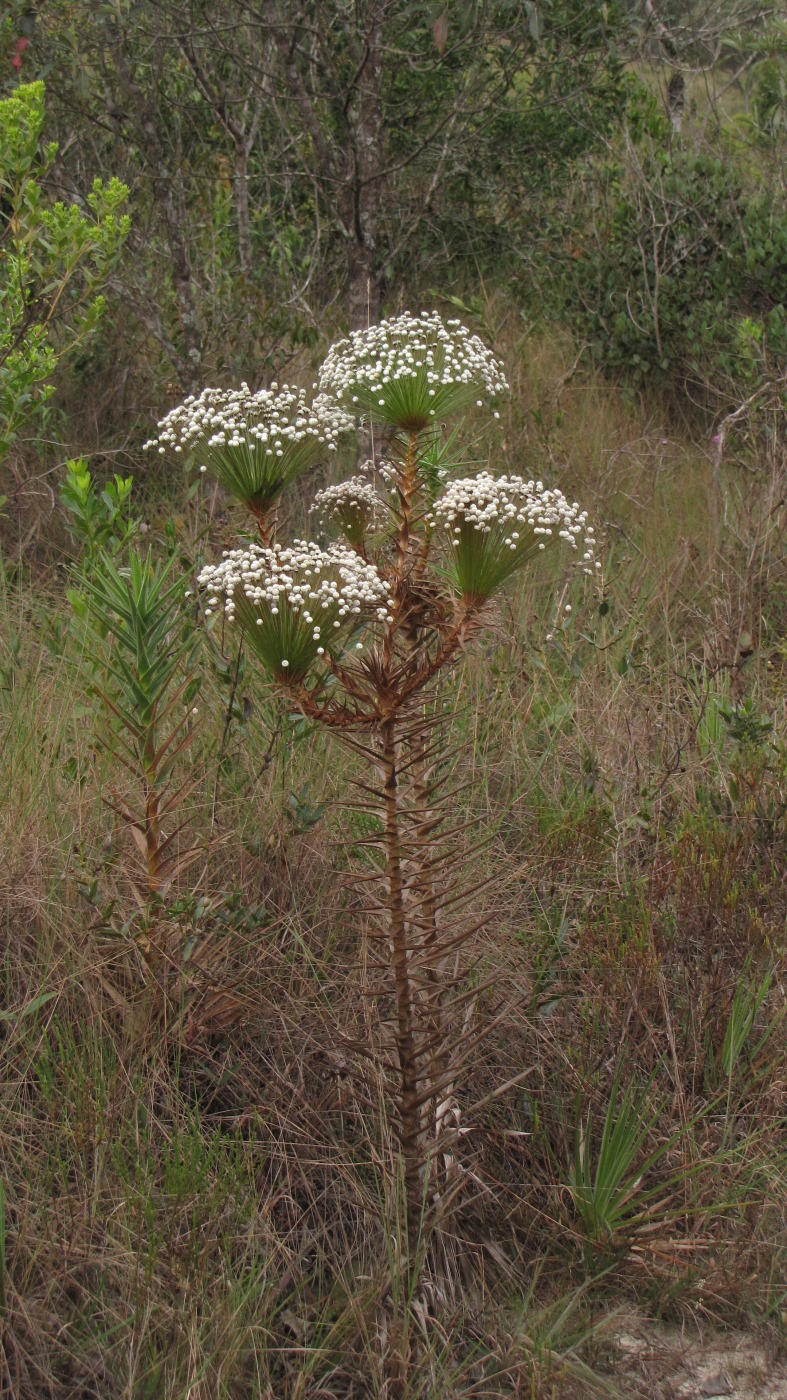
{"left": 310, "top": 476, "right": 383, "bottom": 551}
{"left": 198, "top": 541, "right": 393, "bottom": 684}
{"left": 430, "top": 473, "right": 599, "bottom": 604}
{"left": 318, "top": 312, "right": 509, "bottom": 431}
{"left": 144, "top": 384, "right": 352, "bottom": 527}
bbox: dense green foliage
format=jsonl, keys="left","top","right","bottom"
{"left": 0, "top": 82, "right": 129, "bottom": 461}
{"left": 16, "top": 0, "right": 630, "bottom": 384}
{"left": 556, "top": 144, "right": 787, "bottom": 391}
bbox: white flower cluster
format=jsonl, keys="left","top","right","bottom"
{"left": 198, "top": 541, "right": 393, "bottom": 652}
{"left": 318, "top": 312, "right": 509, "bottom": 421}
{"left": 310, "top": 476, "right": 382, "bottom": 524}
{"left": 143, "top": 383, "right": 350, "bottom": 463}
{"left": 430, "top": 473, "right": 600, "bottom": 573}
{"left": 360, "top": 457, "right": 398, "bottom": 491}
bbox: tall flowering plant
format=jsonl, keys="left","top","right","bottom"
{"left": 147, "top": 312, "right": 599, "bottom": 1258}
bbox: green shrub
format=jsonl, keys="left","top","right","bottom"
{"left": 557, "top": 145, "right": 787, "bottom": 396}
{"left": 0, "top": 82, "right": 129, "bottom": 461}
{"left": 59, "top": 457, "right": 138, "bottom": 564}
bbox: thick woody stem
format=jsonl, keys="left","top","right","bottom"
{"left": 394, "top": 431, "right": 420, "bottom": 581}
{"left": 247, "top": 500, "right": 275, "bottom": 546}
{"left": 382, "top": 430, "right": 425, "bottom": 675}
{"left": 399, "top": 708, "right": 460, "bottom": 1223}
{"left": 277, "top": 422, "right": 477, "bottom": 1256}
{"left": 408, "top": 736, "right": 440, "bottom": 990}
{"left": 144, "top": 782, "right": 162, "bottom": 896}
{"left": 381, "top": 713, "right": 425, "bottom": 1259}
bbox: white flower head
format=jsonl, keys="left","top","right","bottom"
{"left": 318, "top": 312, "right": 508, "bottom": 431}
{"left": 310, "top": 476, "right": 383, "bottom": 549}
{"left": 429, "top": 473, "right": 599, "bottom": 602}
{"left": 198, "top": 540, "right": 391, "bottom": 682}
{"left": 359, "top": 456, "right": 398, "bottom": 491}
{"left": 144, "top": 383, "right": 352, "bottom": 512}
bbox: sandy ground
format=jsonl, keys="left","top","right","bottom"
{"left": 604, "top": 1311, "right": 787, "bottom": 1399}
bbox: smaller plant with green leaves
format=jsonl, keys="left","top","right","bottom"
{"left": 724, "top": 19, "right": 787, "bottom": 142}
{"left": 59, "top": 457, "right": 138, "bottom": 565}
{"left": 704, "top": 962, "right": 776, "bottom": 1100}
{"left": 72, "top": 550, "right": 202, "bottom": 979}
{"left": 720, "top": 696, "right": 774, "bottom": 749}
{"left": 567, "top": 1072, "right": 677, "bottom": 1261}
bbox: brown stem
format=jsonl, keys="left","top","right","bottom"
{"left": 408, "top": 737, "right": 440, "bottom": 981}
{"left": 393, "top": 610, "right": 475, "bottom": 712}
{"left": 141, "top": 741, "right": 168, "bottom": 988}
{"left": 144, "top": 779, "right": 162, "bottom": 896}
{"left": 247, "top": 500, "right": 275, "bottom": 546}
{"left": 142, "top": 715, "right": 163, "bottom": 897}
{"left": 393, "top": 432, "right": 420, "bottom": 581}
{"left": 381, "top": 431, "right": 422, "bottom": 676}
{"left": 381, "top": 714, "right": 424, "bottom": 1258}
{"left": 273, "top": 423, "right": 480, "bottom": 1255}
{"left": 398, "top": 704, "right": 458, "bottom": 1224}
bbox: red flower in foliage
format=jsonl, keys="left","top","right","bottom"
{"left": 11, "top": 37, "right": 30, "bottom": 72}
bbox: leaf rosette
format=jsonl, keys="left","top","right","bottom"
{"left": 198, "top": 541, "right": 393, "bottom": 684}
{"left": 144, "top": 384, "right": 352, "bottom": 519}
{"left": 318, "top": 312, "right": 508, "bottom": 432}
{"left": 430, "top": 473, "right": 599, "bottom": 604}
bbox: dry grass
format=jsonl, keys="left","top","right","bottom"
{"left": 0, "top": 328, "right": 785, "bottom": 1397}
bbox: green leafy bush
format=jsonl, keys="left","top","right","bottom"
{"left": 558, "top": 144, "right": 787, "bottom": 395}
{"left": 0, "top": 81, "right": 129, "bottom": 460}
{"left": 59, "top": 457, "right": 138, "bottom": 564}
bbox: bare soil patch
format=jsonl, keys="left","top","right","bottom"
{"left": 608, "top": 1312, "right": 787, "bottom": 1400}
